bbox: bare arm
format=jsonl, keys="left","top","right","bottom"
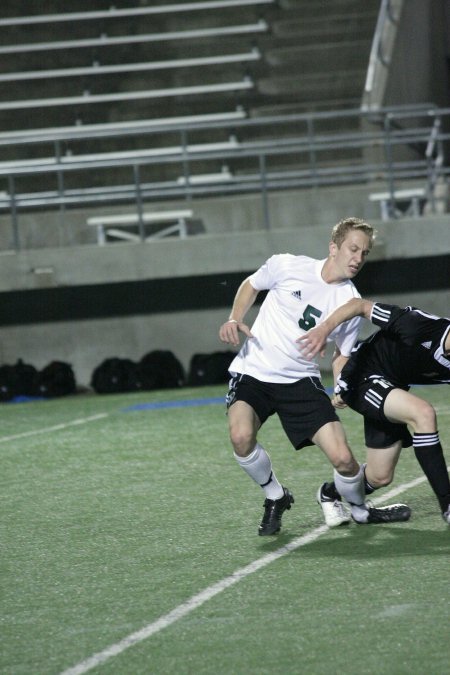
{"left": 219, "top": 277, "right": 258, "bottom": 346}
{"left": 445, "top": 331, "right": 450, "bottom": 355}
{"left": 297, "top": 298, "right": 374, "bottom": 359}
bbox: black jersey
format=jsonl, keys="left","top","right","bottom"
{"left": 337, "top": 303, "right": 450, "bottom": 391}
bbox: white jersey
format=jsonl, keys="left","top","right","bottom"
{"left": 229, "top": 254, "right": 362, "bottom": 383}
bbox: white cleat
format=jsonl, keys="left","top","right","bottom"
{"left": 317, "top": 483, "right": 351, "bottom": 527}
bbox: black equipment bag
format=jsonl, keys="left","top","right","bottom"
{"left": 0, "top": 359, "right": 39, "bottom": 401}
{"left": 138, "top": 350, "right": 185, "bottom": 390}
{"left": 36, "top": 361, "right": 77, "bottom": 397}
{"left": 187, "top": 351, "right": 236, "bottom": 386}
{"left": 91, "top": 357, "right": 141, "bottom": 394}
{"left": 0, "top": 364, "right": 19, "bottom": 401}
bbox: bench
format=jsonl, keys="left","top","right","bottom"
{"left": 0, "top": 78, "right": 253, "bottom": 112}
{"left": 87, "top": 210, "right": 195, "bottom": 245}
{"left": 0, "top": 1, "right": 274, "bottom": 27}
{"left": 176, "top": 167, "right": 233, "bottom": 185}
{"left": 0, "top": 20, "right": 268, "bottom": 56}
{"left": 0, "top": 108, "right": 246, "bottom": 145}
{"left": 0, "top": 49, "right": 260, "bottom": 84}
{"left": 369, "top": 188, "right": 426, "bottom": 220}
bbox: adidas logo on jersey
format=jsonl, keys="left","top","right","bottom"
{"left": 291, "top": 290, "right": 302, "bottom": 300}
{"left": 421, "top": 341, "right": 432, "bottom": 350}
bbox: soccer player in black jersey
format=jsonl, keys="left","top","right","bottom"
{"left": 298, "top": 299, "right": 450, "bottom": 525}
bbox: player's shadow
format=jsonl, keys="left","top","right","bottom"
{"left": 256, "top": 521, "right": 448, "bottom": 558}
{"left": 287, "top": 525, "right": 448, "bottom": 559}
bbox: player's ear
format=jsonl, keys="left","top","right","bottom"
{"left": 329, "top": 241, "right": 338, "bottom": 257}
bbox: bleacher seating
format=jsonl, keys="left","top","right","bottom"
{"left": 0, "top": 0, "right": 384, "bottom": 222}
{"left": 0, "top": 48, "right": 261, "bottom": 85}
{"left": 0, "top": 1, "right": 273, "bottom": 131}
{"left": 0, "top": 0, "right": 378, "bottom": 131}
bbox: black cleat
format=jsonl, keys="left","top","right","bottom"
{"left": 258, "top": 486, "right": 294, "bottom": 536}
{"left": 354, "top": 503, "right": 411, "bottom": 524}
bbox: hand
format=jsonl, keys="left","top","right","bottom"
{"left": 296, "top": 325, "right": 328, "bottom": 360}
{"left": 332, "top": 393, "right": 347, "bottom": 409}
{"left": 219, "top": 319, "right": 253, "bottom": 346}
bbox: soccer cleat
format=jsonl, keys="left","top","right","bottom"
{"left": 258, "top": 486, "right": 294, "bottom": 536}
{"left": 442, "top": 506, "right": 450, "bottom": 525}
{"left": 316, "top": 482, "right": 351, "bottom": 527}
{"left": 353, "top": 503, "right": 412, "bottom": 524}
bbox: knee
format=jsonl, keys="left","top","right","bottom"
{"left": 331, "top": 449, "right": 358, "bottom": 476}
{"left": 369, "top": 472, "right": 394, "bottom": 489}
{"left": 410, "top": 400, "right": 437, "bottom": 433}
{"left": 229, "top": 425, "right": 257, "bottom": 457}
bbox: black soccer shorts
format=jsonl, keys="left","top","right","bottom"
{"left": 341, "top": 376, "right": 413, "bottom": 449}
{"left": 226, "top": 373, "right": 340, "bottom": 450}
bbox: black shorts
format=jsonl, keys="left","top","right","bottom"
{"left": 341, "top": 376, "right": 412, "bottom": 449}
{"left": 226, "top": 373, "right": 339, "bottom": 450}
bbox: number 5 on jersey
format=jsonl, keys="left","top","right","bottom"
{"left": 298, "top": 304, "right": 322, "bottom": 330}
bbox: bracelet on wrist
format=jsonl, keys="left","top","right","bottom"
{"left": 227, "top": 319, "right": 238, "bottom": 324}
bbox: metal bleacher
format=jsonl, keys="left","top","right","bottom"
{"left": 0, "top": 0, "right": 448, "bottom": 249}
{"left": 0, "top": 0, "right": 273, "bottom": 131}
{"left": 0, "top": 49, "right": 262, "bottom": 85}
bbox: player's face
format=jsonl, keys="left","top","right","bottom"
{"left": 331, "top": 230, "right": 371, "bottom": 279}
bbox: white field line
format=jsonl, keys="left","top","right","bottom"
{"left": 58, "top": 469, "right": 449, "bottom": 675}
{"left": 1, "top": 398, "right": 446, "bottom": 672}
{"left": 369, "top": 474, "right": 428, "bottom": 502}
{"left": 60, "top": 526, "right": 329, "bottom": 675}
{"left": 0, "top": 413, "right": 108, "bottom": 443}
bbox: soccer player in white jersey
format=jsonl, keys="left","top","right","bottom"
{"left": 219, "top": 218, "right": 408, "bottom": 535}
{"left": 298, "top": 298, "right": 450, "bottom": 525}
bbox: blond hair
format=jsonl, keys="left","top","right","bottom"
{"left": 331, "top": 217, "right": 376, "bottom": 249}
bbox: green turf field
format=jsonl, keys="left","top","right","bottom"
{"left": 2, "top": 381, "right": 449, "bottom": 675}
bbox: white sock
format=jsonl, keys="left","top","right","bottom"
{"left": 234, "top": 443, "right": 284, "bottom": 500}
{"left": 333, "top": 466, "right": 369, "bottom": 523}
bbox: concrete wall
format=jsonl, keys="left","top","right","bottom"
{"left": 0, "top": 211, "right": 448, "bottom": 386}
{"left": 384, "top": 0, "right": 450, "bottom": 109}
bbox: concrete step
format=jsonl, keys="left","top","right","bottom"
{"left": 265, "top": 40, "right": 372, "bottom": 72}
{"left": 249, "top": 98, "right": 362, "bottom": 117}
{"left": 279, "top": 0, "right": 380, "bottom": 13}
{"left": 257, "top": 68, "right": 367, "bottom": 98}
{"left": 272, "top": 13, "right": 377, "bottom": 40}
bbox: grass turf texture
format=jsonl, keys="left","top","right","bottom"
{"left": 1, "top": 381, "right": 449, "bottom": 674}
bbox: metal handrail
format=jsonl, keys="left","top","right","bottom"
{"left": 0, "top": 103, "right": 435, "bottom": 147}
{"left": 364, "top": 0, "right": 401, "bottom": 91}
{"left": 0, "top": 104, "right": 448, "bottom": 248}
{"left": 0, "top": 126, "right": 440, "bottom": 176}
{"left": 3, "top": 159, "right": 441, "bottom": 207}
{"left": 362, "top": 0, "right": 402, "bottom": 111}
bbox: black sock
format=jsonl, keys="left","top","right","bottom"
{"left": 322, "top": 482, "right": 340, "bottom": 500}
{"left": 363, "top": 468, "right": 376, "bottom": 495}
{"left": 413, "top": 432, "right": 450, "bottom": 512}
